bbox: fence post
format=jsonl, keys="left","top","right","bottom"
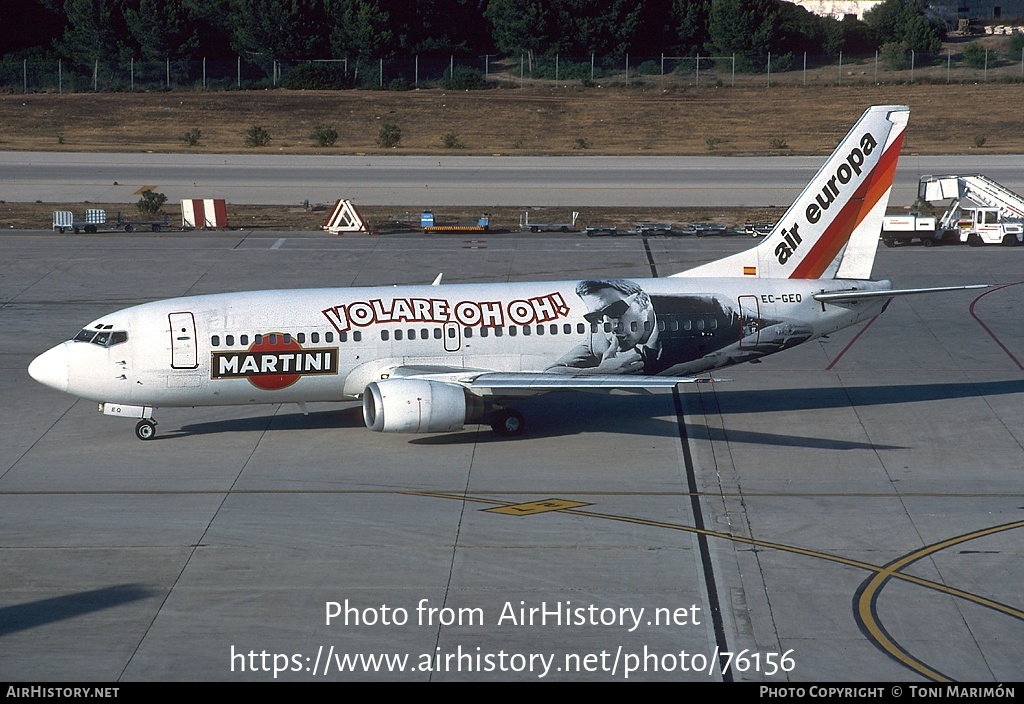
{"left": 381, "top": 57, "right": 385, "bottom": 87}
{"left": 660, "top": 53, "right": 664, "bottom": 89}
{"left": 803, "top": 51, "right": 806, "bottom": 86}
{"left": 838, "top": 51, "right": 842, "bottom": 85}
{"left": 130, "top": 58, "right": 134, "bottom": 91}
{"left": 58, "top": 59, "right": 62, "bottom": 94}
{"left": 166, "top": 58, "right": 170, "bottom": 89}
{"left": 984, "top": 49, "right": 988, "bottom": 82}
{"left": 415, "top": 55, "right": 419, "bottom": 87}
{"left": 731, "top": 54, "right": 735, "bottom": 87}
{"left": 696, "top": 54, "right": 700, "bottom": 87}
{"left": 23, "top": 58, "right": 27, "bottom": 93}
{"left": 203, "top": 57, "right": 206, "bottom": 89}
{"left": 555, "top": 53, "right": 559, "bottom": 83}
{"left": 93, "top": 59, "right": 98, "bottom": 92}
{"left": 874, "top": 50, "right": 878, "bottom": 84}
{"left": 520, "top": 55, "right": 524, "bottom": 88}
{"left": 767, "top": 51, "right": 771, "bottom": 88}
{"left": 910, "top": 50, "right": 914, "bottom": 83}
{"left": 591, "top": 53, "right": 594, "bottom": 82}
{"left": 625, "top": 53, "right": 629, "bottom": 86}
{"left": 947, "top": 48, "right": 951, "bottom": 83}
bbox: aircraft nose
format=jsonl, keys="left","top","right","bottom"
{"left": 28, "top": 343, "right": 70, "bottom": 393}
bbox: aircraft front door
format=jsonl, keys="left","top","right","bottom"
{"left": 169, "top": 312, "right": 198, "bottom": 369}
{"left": 738, "top": 296, "right": 760, "bottom": 349}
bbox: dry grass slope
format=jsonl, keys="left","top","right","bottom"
{"left": 2, "top": 84, "right": 1023, "bottom": 155}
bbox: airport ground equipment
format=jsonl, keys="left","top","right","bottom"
{"left": 520, "top": 210, "right": 579, "bottom": 232}
{"left": 919, "top": 174, "right": 1024, "bottom": 246}
{"left": 115, "top": 212, "right": 169, "bottom": 232}
{"left": 52, "top": 209, "right": 106, "bottom": 234}
{"left": 880, "top": 214, "right": 947, "bottom": 247}
{"left": 421, "top": 211, "right": 489, "bottom": 233}
{"left": 323, "top": 199, "right": 374, "bottom": 234}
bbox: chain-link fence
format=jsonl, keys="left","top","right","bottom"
{"left": 4, "top": 49, "right": 1024, "bottom": 93}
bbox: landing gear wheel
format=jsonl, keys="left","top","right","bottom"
{"left": 490, "top": 409, "right": 525, "bottom": 436}
{"left": 134, "top": 419, "right": 157, "bottom": 441}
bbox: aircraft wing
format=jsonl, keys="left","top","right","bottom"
{"left": 466, "top": 373, "right": 713, "bottom": 392}
{"left": 813, "top": 284, "right": 989, "bottom": 303}
{"left": 385, "top": 365, "right": 716, "bottom": 395}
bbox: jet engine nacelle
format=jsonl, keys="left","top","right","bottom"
{"left": 362, "top": 379, "right": 472, "bottom": 433}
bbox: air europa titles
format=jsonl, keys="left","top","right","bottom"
{"left": 322, "top": 292, "right": 571, "bottom": 333}
{"left": 775, "top": 130, "right": 878, "bottom": 266}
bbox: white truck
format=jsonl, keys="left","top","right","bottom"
{"left": 919, "top": 174, "right": 1024, "bottom": 246}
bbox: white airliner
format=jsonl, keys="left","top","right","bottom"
{"left": 28, "top": 105, "right": 984, "bottom": 440}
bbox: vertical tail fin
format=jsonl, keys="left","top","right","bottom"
{"left": 677, "top": 105, "right": 909, "bottom": 280}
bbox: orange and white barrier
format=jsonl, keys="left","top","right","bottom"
{"left": 181, "top": 199, "right": 228, "bottom": 229}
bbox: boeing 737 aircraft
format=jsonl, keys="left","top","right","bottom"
{"left": 28, "top": 105, "right": 983, "bottom": 440}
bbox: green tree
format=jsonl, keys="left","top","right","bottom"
{"left": 228, "top": 0, "right": 327, "bottom": 68}
{"left": 863, "top": 0, "right": 942, "bottom": 54}
{"left": 326, "top": 0, "right": 392, "bottom": 80}
{"left": 549, "top": 0, "right": 643, "bottom": 56}
{"left": 962, "top": 42, "right": 994, "bottom": 69}
{"left": 670, "top": 0, "right": 710, "bottom": 56}
{"left": 57, "top": 0, "right": 121, "bottom": 63}
{"left": 123, "top": 0, "right": 199, "bottom": 60}
{"left": 484, "top": 0, "right": 549, "bottom": 57}
{"left": 708, "top": 0, "right": 777, "bottom": 56}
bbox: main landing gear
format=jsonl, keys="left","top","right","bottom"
{"left": 134, "top": 419, "right": 157, "bottom": 441}
{"left": 489, "top": 408, "right": 525, "bottom": 437}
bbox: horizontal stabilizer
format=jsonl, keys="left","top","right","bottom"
{"left": 814, "top": 284, "right": 989, "bottom": 303}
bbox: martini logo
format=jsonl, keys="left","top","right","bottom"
{"left": 211, "top": 333, "right": 338, "bottom": 390}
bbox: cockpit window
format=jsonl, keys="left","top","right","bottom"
{"left": 73, "top": 328, "right": 128, "bottom": 348}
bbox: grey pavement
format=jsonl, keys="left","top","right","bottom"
{"left": 1, "top": 229, "right": 1022, "bottom": 681}
{"left": 2, "top": 152, "right": 1024, "bottom": 208}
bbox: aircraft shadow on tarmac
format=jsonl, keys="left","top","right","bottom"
{"left": 0, "top": 584, "right": 153, "bottom": 637}
{"left": 169, "top": 380, "right": 1024, "bottom": 449}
